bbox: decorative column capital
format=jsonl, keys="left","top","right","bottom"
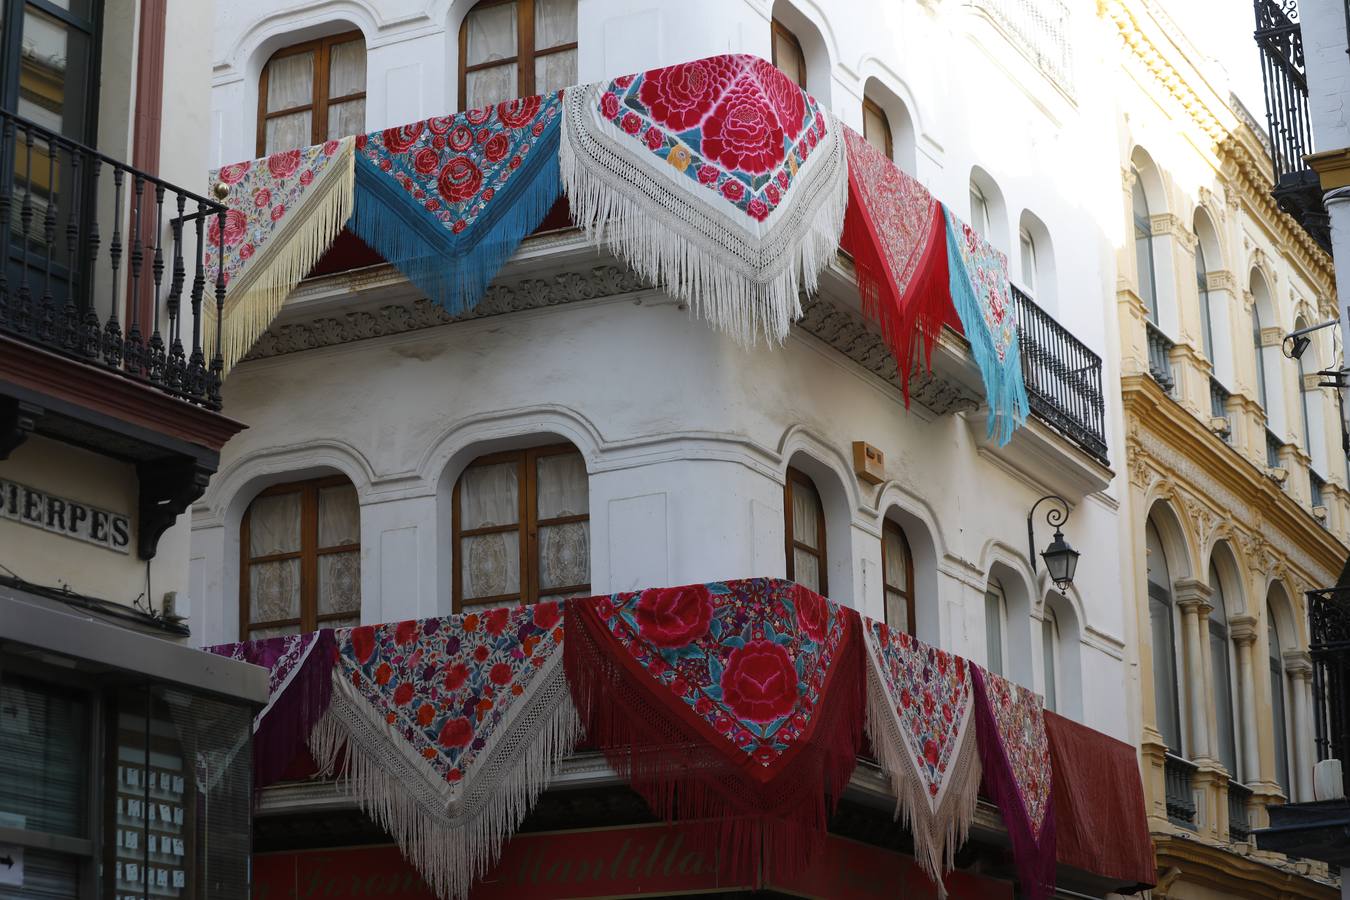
{"left": 1229, "top": 615, "right": 1259, "bottom": 645}
{"left": 1173, "top": 578, "right": 1214, "bottom": 613}
{"left": 1282, "top": 649, "right": 1314, "bottom": 679}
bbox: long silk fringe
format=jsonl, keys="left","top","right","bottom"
{"left": 309, "top": 669, "right": 583, "bottom": 900}
{"left": 349, "top": 127, "right": 561, "bottom": 315}
{"left": 205, "top": 140, "right": 355, "bottom": 374}
{"left": 943, "top": 206, "right": 1029, "bottom": 445}
{"left": 864, "top": 656, "right": 979, "bottom": 899}
{"left": 559, "top": 108, "right": 848, "bottom": 348}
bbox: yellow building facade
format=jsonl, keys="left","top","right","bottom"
{"left": 1105, "top": 1, "right": 1345, "bottom": 896}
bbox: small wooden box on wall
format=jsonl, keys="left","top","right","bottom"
{"left": 852, "top": 441, "right": 885, "bottom": 484}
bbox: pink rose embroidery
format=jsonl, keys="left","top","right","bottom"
{"left": 267, "top": 149, "right": 302, "bottom": 179}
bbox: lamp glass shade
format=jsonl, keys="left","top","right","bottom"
{"left": 1041, "top": 530, "right": 1080, "bottom": 587}
{"left": 1291, "top": 334, "right": 1311, "bottom": 360}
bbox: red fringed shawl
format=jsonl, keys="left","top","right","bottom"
{"left": 565, "top": 578, "right": 865, "bottom": 879}
{"left": 840, "top": 125, "right": 956, "bottom": 404}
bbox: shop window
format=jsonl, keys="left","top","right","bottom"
{"left": 861, "top": 96, "right": 892, "bottom": 159}
{"left": 239, "top": 475, "right": 361, "bottom": 639}
{"left": 770, "top": 18, "right": 806, "bottom": 89}
{"left": 784, "top": 467, "right": 827, "bottom": 595}
{"left": 984, "top": 580, "right": 1008, "bottom": 676}
{"left": 452, "top": 443, "right": 590, "bottom": 612}
{"left": 881, "top": 519, "right": 914, "bottom": 635}
{"left": 257, "top": 30, "right": 367, "bottom": 156}
{"left": 459, "top": 0, "right": 577, "bottom": 110}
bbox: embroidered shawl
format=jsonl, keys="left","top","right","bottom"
{"left": 840, "top": 126, "right": 954, "bottom": 405}
{"left": 204, "top": 138, "right": 355, "bottom": 372}
{"left": 560, "top": 55, "right": 848, "bottom": 346}
{"left": 204, "top": 629, "right": 336, "bottom": 791}
{"left": 311, "top": 604, "right": 581, "bottom": 900}
{"left": 944, "top": 207, "right": 1028, "bottom": 444}
{"left": 862, "top": 619, "right": 979, "bottom": 897}
{"left": 351, "top": 95, "right": 563, "bottom": 314}
{"left": 564, "top": 579, "right": 864, "bottom": 879}
{"left": 970, "top": 666, "right": 1055, "bottom": 900}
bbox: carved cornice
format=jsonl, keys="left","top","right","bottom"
{"left": 1205, "top": 270, "right": 1237, "bottom": 294}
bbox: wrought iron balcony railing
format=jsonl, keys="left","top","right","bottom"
{"left": 1164, "top": 752, "right": 1198, "bottom": 829}
{"left": 1307, "top": 584, "right": 1350, "bottom": 798}
{"left": 1252, "top": 0, "right": 1331, "bottom": 253}
{"left": 1011, "top": 286, "right": 1107, "bottom": 463}
{"left": 0, "top": 109, "right": 229, "bottom": 409}
{"left": 1145, "top": 321, "right": 1175, "bottom": 393}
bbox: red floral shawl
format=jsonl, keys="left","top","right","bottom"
{"left": 565, "top": 578, "right": 865, "bottom": 879}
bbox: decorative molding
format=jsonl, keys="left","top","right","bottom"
{"left": 1259, "top": 326, "right": 1283, "bottom": 348}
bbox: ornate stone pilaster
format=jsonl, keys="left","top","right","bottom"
{"left": 1175, "top": 578, "right": 1215, "bottom": 762}
{"left": 1283, "top": 649, "right": 1315, "bottom": 802}
{"left": 1230, "top": 615, "right": 1261, "bottom": 785}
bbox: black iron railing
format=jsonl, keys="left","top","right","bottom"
{"left": 1145, "top": 321, "right": 1175, "bottom": 393}
{"left": 1252, "top": 0, "right": 1331, "bottom": 252}
{"left": 1165, "top": 753, "right": 1198, "bottom": 828}
{"left": 1307, "top": 584, "right": 1350, "bottom": 799}
{"left": 1228, "top": 781, "right": 1253, "bottom": 841}
{"left": 0, "top": 109, "right": 229, "bottom": 409}
{"left": 1210, "top": 377, "right": 1233, "bottom": 441}
{"left": 1011, "top": 286, "right": 1107, "bottom": 462}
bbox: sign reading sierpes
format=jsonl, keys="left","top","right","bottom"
{"left": 0, "top": 478, "right": 132, "bottom": 554}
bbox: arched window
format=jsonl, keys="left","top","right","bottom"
{"left": 1041, "top": 608, "right": 1059, "bottom": 712}
{"left": 240, "top": 475, "right": 361, "bottom": 639}
{"left": 452, "top": 443, "right": 589, "bottom": 612}
{"left": 1268, "top": 609, "right": 1292, "bottom": 795}
{"left": 1209, "top": 563, "right": 1238, "bottom": 777}
{"left": 969, "top": 181, "right": 990, "bottom": 239}
{"left": 459, "top": 0, "right": 577, "bottom": 110}
{"left": 984, "top": 579, "right": 1008, "bottom": 676}
{"left": 1019, "top": 228, "right": 1038, "bottom": 297}
{"left": 1133, "top": 172, "right": 1158, "bottom": 322}
{"left": 882, "top": 520, "right": 914, "bottom": 634}
{"left": 1295, "top": 316, "right": 1314, "bottom": 453}
{"left": 1251, "top": 274, "right": 1273, "bottom": 413}
{"left": 258, "top": 31, "right": 366, "bottom": 156}
{"left": 770, "top": 18, "right": 806, "bottom": 88}
{"left": 1146, "top": 519, "right": 1183, "bottom": 752}
{"left": 785, "top": 467, "right": 827, "bottom": 594}
{"left": 1196, "top": 240, "right": 1214, "bottom": 361}
{"left": 861, "top": 96, "right": 892, "bottom": 159}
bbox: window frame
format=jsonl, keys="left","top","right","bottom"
{"left": 861, "top": 96, "right": 893, "bottom": 160}
{"left": 969, "top": 182, "right": 989, "bottom": 239}
{"left": 1268, "top": 611, "right": 1292, "bottom": 797}
{"left": 1019, "top": 227, "right": 1038, "bottom": 297}
{"left": 984, "top": 580, "right": 1008, "bottom": 677}
{"left": 256, "top": 29, "right": 367, "bottom": 157}
{"left": 1132, "top": 170, "right": 1159, "bottom": 323}
{"left": 770, "top": 18, "right": 807, "bottom": 89}
{"left": 452, "top": 442, "right": 590, "bottom": 612}
{"left": 1195, "top": 239, "right": 1215, "bottom": 362}
{"left": 238, "top": 474, "right": 362, "bottom": 639}
{"left": 1208, "top": 564, "right": 1240, "bottom": 779}
{"left": 457, "top": 0, "right": 578, "bottom": 111}
{"left": 1253, "top": 302, "right": 1269, "bottom": 411}
{"left": 0, "top": 0, "right": 104, "bottom": 146}
{"left": 783, "top": 466, "right": 828, "bottom": 596}
{"left": 881, "top": 518, "right": 915, "bottom": 636}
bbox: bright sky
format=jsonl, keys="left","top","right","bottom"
{"left": 1155, "top": 0, "right": 1268, "bottom": 119}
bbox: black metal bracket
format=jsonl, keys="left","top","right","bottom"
{"left": 1027, "top": 494, "right": 1070, "bottom": 575}
{"left": 0, "top": 397, "right": 42, "bottom": 459}
{"left": 135, "top": 459, "right": 211, "bottom": 560}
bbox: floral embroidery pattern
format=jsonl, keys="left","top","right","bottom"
{"left": 981, "top": 668, "right": 1052, "bottom": 837}
{"left": 596, "top": 55, "right": 828, "bottom": 223}
{"left": 211, "top": 630, "right": 319, "bottom": 707}
{"left": 354, "top": 95, "right": 561, "bottom": 237}
{"left": 953, "top": 219, "right": 1016, "bottom": 363}
{"left": 867, "top": 619, "right": 972, "bottom": 803}
{"left": 591, "top": 579, "right": 845, "bottom": 766}
{"left": 334, "top": 602, "right": 565, "bottom": 783}
{"left": 204, "top": 141, "right": 344, "bottom": 289}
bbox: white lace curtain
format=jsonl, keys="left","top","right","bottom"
{"left": 463, "top": 0, "right": 576, "bottom": 109}
{"left": 263, "top": 37, "right": 367, "bottom": 153}
{"left": 791, "top": 478, "right": 822, "bottom": 594}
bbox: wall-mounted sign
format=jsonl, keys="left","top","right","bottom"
{"left": 0, "top": 477, "right": 131, "bottom": 554}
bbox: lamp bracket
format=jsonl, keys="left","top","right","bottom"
{"left": 1026, "top": 494, "right": 1070, "bottom": 575}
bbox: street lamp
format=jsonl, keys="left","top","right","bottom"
{"left": 1027, "top": 495, "right": 1080, "bottom": 592}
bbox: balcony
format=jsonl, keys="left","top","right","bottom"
{"left": 1145, "top": 322, "right": 1175, "bottom": 393}
{"left": 1228, "top": 781, "right": 1253, "bottom": 841}
{"left": 1164, "top": 752, "right": 1198, "bottom": 829}
{"left": 1209, "top": 377, "right": 1232, "bottom": 441}
{"left": 1252, "top": 0, "right": 1331, "bottom": 253}
{"left": 0, "top": 108, "right": 244, "bottom": 559}
{"left": 1267, "top": 428, "right": 1285, "bottom": 470}
{"left": 1011, "top": 286, "right": 1108, "bottom": 463}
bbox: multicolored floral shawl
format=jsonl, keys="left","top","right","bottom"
{"left": 351, "top": 95, "right": 563, "bottom": 314}
{"left": 204, "top": 629, "right": 336, "bottom": 791}
{"left": 560, "top": 54, "right": 848, "bottom": 346}
{"left": 944, "top": 207, "right": 1028, "bottom": 444}
{"left": 564, "top": 579, "right": 864, "bottom": 879}
{"left": 311, "top": 604, "right": 581, "bottom": 900}
{"left": 840, "top": 126, "right": 955, "bottom": 406}
{"left": 861, "top": 619, "right": 979, "bottom": 897}
{"left": 970, "top": 666, "right": 1055, "bottom": 900}
{"left": 204, "top": 138, "right": 355, "bottom": 372}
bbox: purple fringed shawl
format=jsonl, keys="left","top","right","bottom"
{"left": 970, "top": 665, "right": 1055, "bottom": 900}
{"left": 206, "top": 629, "right": 336, "bottom": 790}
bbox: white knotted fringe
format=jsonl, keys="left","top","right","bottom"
{"left": 309, "top": 658, "right": 583, "bottom": 900}
{"left": 864, "top": 649, "right": 980, "bottom": 899}
{"left": 204, "top": 137, "right": 355, "bottom": 374}
{"left": 559, "top": 84, "right": 848, "bottom": 347}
